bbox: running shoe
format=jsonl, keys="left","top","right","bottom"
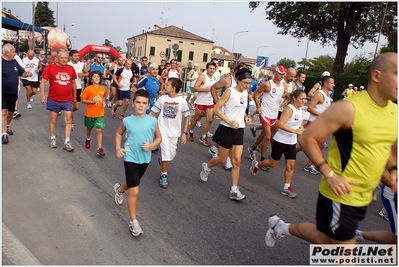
{"left": 260, "top": 166, "right": 270, "bottom": 171}
{"left": 50, "top": 139, "right": 57, "bottom": 148}
{"left": 119, "top": 114, "right": 124, "bottom": 120}
{"left": 159, "top": 174, "right": 168, "bottom": 188}
{"left": 97, "top": 148, "right": 105, "bottom": 157}
{"left": 85, "top": 139, "right": 90, "bottom": 149}
{"left": 265, "top": 215, "right": 286, "bottom": 247}
{"left": 112, "top": 104, "right": 117, "bottom": 115}
{"left": 27, "top": 103, "right": 32, "bottom": 109}
{"left": 280, "top": 187, "right": 297, "bottom": 198}
{"left": 107, "top": 101, "right": 112, "bottom": 108}
{"left": 199, "top": 136, "right": 210, "bottom": 147}
{"left": 303, "top": 164, "right": 319, "bottom": 175}
{"left": 188, "top": 132, "right": 194, "bottom": 142}
{"left": 248, "top": 146, "right": 256, "bottom": 161}
{"left": 6, "top": 126, "right": 13, "bottom": 135}
{"left": 224, "top": 157, "right": 233, "bottom": 170}
{"left": 13, "top": 111, "right": 21, "bottom": 119}
{"left": 379, "top": 207, "right": 389, "bottom": 222}
{"left": 229, "top": 186, "right": 246, "bottom": 201}
{"left": 2, "top": 134, "right": 9, "bottom": 144}
{"left": 200, "top": 162, "right": 210, "bottom": 182}
{"left": 114, "top": 183, "right": 124, "bottom": 205}
{"left": 196, "top": 121, "right": 202, "bottom": 128}
{"left": 250, "top": 160, "right": 259, "bottom": 176}
{"left": 208, "top": 146, "right": 218, "bottom": 158}
{"left": 63, "top": 141, "right": 74, "bottom": 152}
{"left": 71, "top": 123, "right": 75, "bottom": 131}
{"left": 129, "top": 220, "right": 143, "bottom": 237}
{"left": 355, "top": 230, "right": 364, "bottom": 242}
{"left": 250, "top": 126, "right": 257, "bottom": 137}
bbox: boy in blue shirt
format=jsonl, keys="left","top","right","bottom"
{"left": 113, "top": 89, "right": 162, "bottom": 237}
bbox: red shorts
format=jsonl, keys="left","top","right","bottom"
{"left": 195, "top": 104, "right": 214, "bottom": 112}
{"left": 259, "top": 114, "right": 277, "bottom": 127}
{"left": 306, "top": 120, "right": 312, "bottom": 127}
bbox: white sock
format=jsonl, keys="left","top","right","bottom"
{"left": 65, "top": 138, "right": 70, "bottom": 144}
{"left": 280, "top": 222, "right": 291, "bottom": 236}
{"left": 211, "top": 145, "right": 217, "bottom": 152}
{"left": 231, "top": 186, "right": 238, "bottom": 192}
{"left": 189, "top": 130, "right": 194, "bottom": 133}
{"left": 86, "top": 138, "right": 91, "bottom": 140}
{"left": 202, "top": 134, "right": 206, "bottom": 139}
{"left": 161, "top": 172, "right": 167, "bottom": 175}
{"left": 204, "top": 163, "right": 210, "bottom": 171}
{"left": 51, "top": 136, "right": 56, "bottom": 140}
{"left": 284, "top": 183, "right": 290, "bottom": 189}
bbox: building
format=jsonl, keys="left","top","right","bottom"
{"left": 127, "top": 25, "right": 213, "bottom": 70}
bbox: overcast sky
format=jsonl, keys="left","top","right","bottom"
{"left": 3, "top": 1, "right": 383, "bottom": 65}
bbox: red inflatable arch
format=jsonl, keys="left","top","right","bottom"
{"left": 78, "top": 44, "right": 121, "bottom": 61}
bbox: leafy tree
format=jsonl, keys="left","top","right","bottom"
{"left": 343, "top": 53, "right": 372, "bottom": 76}
{"left": 249, "top": 2, "right": 397, "bottom": 74}
{"left": 380, "top": 30, "right": 397, "bottom": 53}
{"left": 299, "top": 55, "right": 334, "bottom": 77}
{"left": 103, "top": 39, "right": 113, "bottom": 47}
{"left": 34, "top": 2, "right": 55, "bottom": 27}
{"left": 20, "top": 40, "right": 29, "bottom": 53}
{"left": 276, "top": 57, "right": 296, "bottom": 68}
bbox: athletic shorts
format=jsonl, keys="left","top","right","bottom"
{"left": 124, "top": 161, "right": 149, "bottom": 188}
{"left": 270, "top": 139, "right": 297, "bottom": 161}
{"left": 277, "top": 110, "right": 282, "bottom": 120}
{"left": 110, "top": 82, "right": 118, "bottom": 88}
{"left": 188, "top": 86, "right": 194, "bottom": 93}
{"left": 76, "top": 89, "right": 82, "bottom": 102}
{"left": 2, "top": 94, "right": 18, "bottom": 112}
{"left": 381, "top": 184, "right": 397, "bottom": 235}
{"left": 259, "top": 114, "right": 277, "bottom": 127}
{"left": 84, "top": 116, "right": 105, "bottom": 130}
{"left": 316, "top": 192, "right": 367, "bottom": 241}
{"left": 212, "top": 124, "right": 244, "bottom": 149}
{"left": 195, "top": 104, "right": 214, "bottom": 113}
{"left": 118, "top": 90, "right": 131, "bottom": 100}
{"left": 46, "top": 98, "right": 73, "bottom": 112}
{"left": 21, "top": 79, "right": 39, "bottom": 88}
{"left": 160, "top": 135, "right": 178, "bottom": 162}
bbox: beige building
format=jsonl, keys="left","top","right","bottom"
{"left": 127, "top": 25, "right": 213, "bottom": 70}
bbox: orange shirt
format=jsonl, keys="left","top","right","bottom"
{"left": 80, "top": 85, "right": 107, "bottom": 118}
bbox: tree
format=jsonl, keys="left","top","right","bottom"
{"left": 276, "top": 57, "right": 296, "bottom": 68}
{"left": 20, "top": 40, "right": 29, "bottom": 53}
{"left": 249, "top": 2, "right": 397, "bottom": 74}
{"left": 298, "top": 55, "right": 334, "bottom": 77}
{"left": 103, "top": 39, "right": 113, "bottom": 47}
{"left": 34, "top": 2, "right": 55, "bottom": 27}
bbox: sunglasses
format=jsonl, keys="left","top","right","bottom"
{"left": 97, "top": 56, "right": 104, "bottom": 59}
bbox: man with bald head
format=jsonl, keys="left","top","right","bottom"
{"left": 22, "top": 50, "right": 41, "bottom": 109}
{"left": 265, "top": 52, "right": 397, "bottom": 247}
{"left": 40, "top": 49, "right": 77, "bottom": 151}
{"left": 2, "top": 44, "right": 33, "bottom": 144}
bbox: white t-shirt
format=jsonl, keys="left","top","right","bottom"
{"left": 152, "top": 95, "right": 190, "bottom": 138}
{"left": 22, "top": 56, "right": 40, "bottom": 82}
{"left": 68, "top": 61, "right": 85, "bottom": 89}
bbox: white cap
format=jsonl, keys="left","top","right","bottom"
{"left": 194, "top": 63, "right": 199, "bottom": 67}
{"left": 321, "top": 71, "right": 330, "bottom": 77}
{"left": 348, "top": 83, "right": 353, "bottom": 87}
{"left": 360, "top": 85, "right": 364, "bottom": 89}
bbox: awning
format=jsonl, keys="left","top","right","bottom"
{"left": 2, "top": 17, "right": 48, "bottom": 33}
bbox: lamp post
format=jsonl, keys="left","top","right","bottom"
{"left": 63, "top": 23, "right": 75, "bottom": 33}
{"left": 232, "top": 30, "right": 248, "bottom": 63}
{"left": 256, "top": 46, "right": 268, "bottom": 57}
{"left": 303, "top": 38, "right": 310, "bottom": 69}
{"left": 268, "top": 53, "right": 278, "bottom": 66}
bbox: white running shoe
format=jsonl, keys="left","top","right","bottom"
{"left": 265, "top": 215, "right": 286, "bottom": 247}
{"left": 208, "top": 146, "right": 218, "bottom": 158}
{"left": 200, "top": 162, "right": 210, "bottom": 182}
{"left": 229, "top": 186, "right": 246, "bottom": 201}
{"left": 114, "top": 183, "right": 124, "bottom": 205}
{"left": 224, "top": 157, "right": 233, "bottom": 170}
{"left": 129, "top": 220, "right": 143, "bottom": 237}
{"left": 196, "top": 121, "right": 202, "bottom": 128}
{"left": 27, "top": 103, "right": 32, "bottom": 109}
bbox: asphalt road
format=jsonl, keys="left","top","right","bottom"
{"left": 2, "top": 89, "right": 390, "bottom": 265}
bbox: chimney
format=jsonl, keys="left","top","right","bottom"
{"left": 154, "top": 24, "right": 161, "bottom": 30}
{"left": 147, "top": 27, "right": 151, "bottom": 32}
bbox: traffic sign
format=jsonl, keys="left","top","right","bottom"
{"left": 172, "top": 43, "right": 179, "bottom": 51}
{"left": 160, "top": 51, "right": 165, "bottom": 58}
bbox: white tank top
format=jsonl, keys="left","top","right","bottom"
{"left": 188, "top": 70, "right": 199, "bottom": 87}
{"left": 220, "top": 86, "right": 247, "bottom": 128}
{"left": 196, "top": 74, "right": 216, "bottom": 105}
{"left": 273, "top": 104, "right": 303, "bottom": 145}
{"left": 308, "top": 90, "right": 331, "bottom": 122}
{"left": 260, "top": 79, "right": 285, "bottom": 119}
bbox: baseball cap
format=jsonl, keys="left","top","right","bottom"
{"left": 194, "top": 63, "right": 199, "bottom": 67}
{"left": 360, "top": 85, "right": 364, "bottom": 89}
{"left": 321, "top": 71, "right": 330, "bottom": 77}
{"left": 348, "top": 83, "right": 353, "bottom": 87}
{"left": 275, "top": 65, "right": 286, "bottom": 74}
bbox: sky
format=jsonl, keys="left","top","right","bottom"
{"left": 3, "top": 1, "right": 385, "bottom": 65}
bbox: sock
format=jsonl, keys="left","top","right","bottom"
{"left": 251, "top": 145, "right": 256, "bottom": 151}
{"left": 211, "top": 145, "right": 217, "bottom": 152}
{"left": 86, "top": 138, "right": 91, "bottom": 140}
{"left": 2, "top": 133, "right": 7, "bottom": 136}
{"left": 202, "top": 134, "right": 206, "bottom": 139}
{"left": 231, "top": 186, "right": 238, "bottom": 192}
{"left": 355, "top": 230, "right": 364, "bottom": 241}
{"left": 260, "top": 157, "right": 266, "bottom": 161}
{"left": 284, "top": 183, "right": 290, "bottom": 190}
{"left": 189, "top": 130, "right": 194, "bottom": 133}
{"left": 161, "top": 172, "right": 167, "bottom": 176}
{"left": 51, "top": 136, "right": 56, "bottom": 140}
{"left": 255, "top": 162, "right": 259, "bottom": 168}
{"left": 280, "top": 222, "right": 291, "bottom": 236}
{"left": 65, "top": 138, "right": 70, "bottom": 144}
{"left": 6, "top": 124, "right": 10, "bottom": 127}
{"left": 204, "top": 163, "right": 210, "bottom": 171}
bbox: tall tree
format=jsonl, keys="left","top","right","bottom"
{"left": 276, "top": 57, "right": 296, "bottom": 68}
{"left": 249, "top": 2, "right": 397, "bottom": 74}
{"left": 34, "top": 2, "right": 55, "bottom": 27}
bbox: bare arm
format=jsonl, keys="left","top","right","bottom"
{"left": 115, "top": 123, "right": 126, "bottom": 158}
{"left": 193, "top": 74, "right": 206, "bottom": 92}
{"left": 210, "top": 76, "right": 228, "bottom": 103}
{"left": 278, "top": 107, "right": 304, "bottom": 135}
{"left": 307, "top": 92, "right": 323, "bottom": 116}
{"left": 40, "top": 78, "right": 48, "bottom": 104}
{"left": 308, "top": 83, "right": 320, "bottom": 97}
{"left": 253, "top": 81, "right": 270, "bottom": 113}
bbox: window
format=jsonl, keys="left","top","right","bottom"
{"left": 149, "top": 46, "right": 155, "bottom": 56}
{"left": 166, "top": 48, "right": 170, "bottom": 59}
{"left": 167, "top": 39, "right": 172, "bottom": 42}
{"left": 177, "top": 50, "right": 182, "bottom": 62}
{"left": 189, "top": 51, "right": 194, "bottom": 61}
{"left": 190, "top": 43, "right": 195, "bottom": 45}
{"left": 179, "top": 41, "right": 183, "bottom": 43}
{"left": 203, "top": 53, "right": 208, "bottom": 62}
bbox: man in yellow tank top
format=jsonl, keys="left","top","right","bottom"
{"left": 264, "top": 52, "right": 398, "bottom": 247}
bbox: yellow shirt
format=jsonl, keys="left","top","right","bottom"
{"left": 319, "top": 92, "right": 397, "bottom": 206}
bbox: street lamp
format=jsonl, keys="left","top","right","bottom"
{"left": 63, "top": 23, "right": 75, "bottom": 33}
{"left": 268, "top": 53, "right": 278, "bottom": 66}
{"left": 256, "top": 46, "right": 268, "bottom": 57}
{"left": 303, "top": 38, "right": 310, "bottom": 69}
{"left": 232, "top": 30, "right": 249, "bottom": 62}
